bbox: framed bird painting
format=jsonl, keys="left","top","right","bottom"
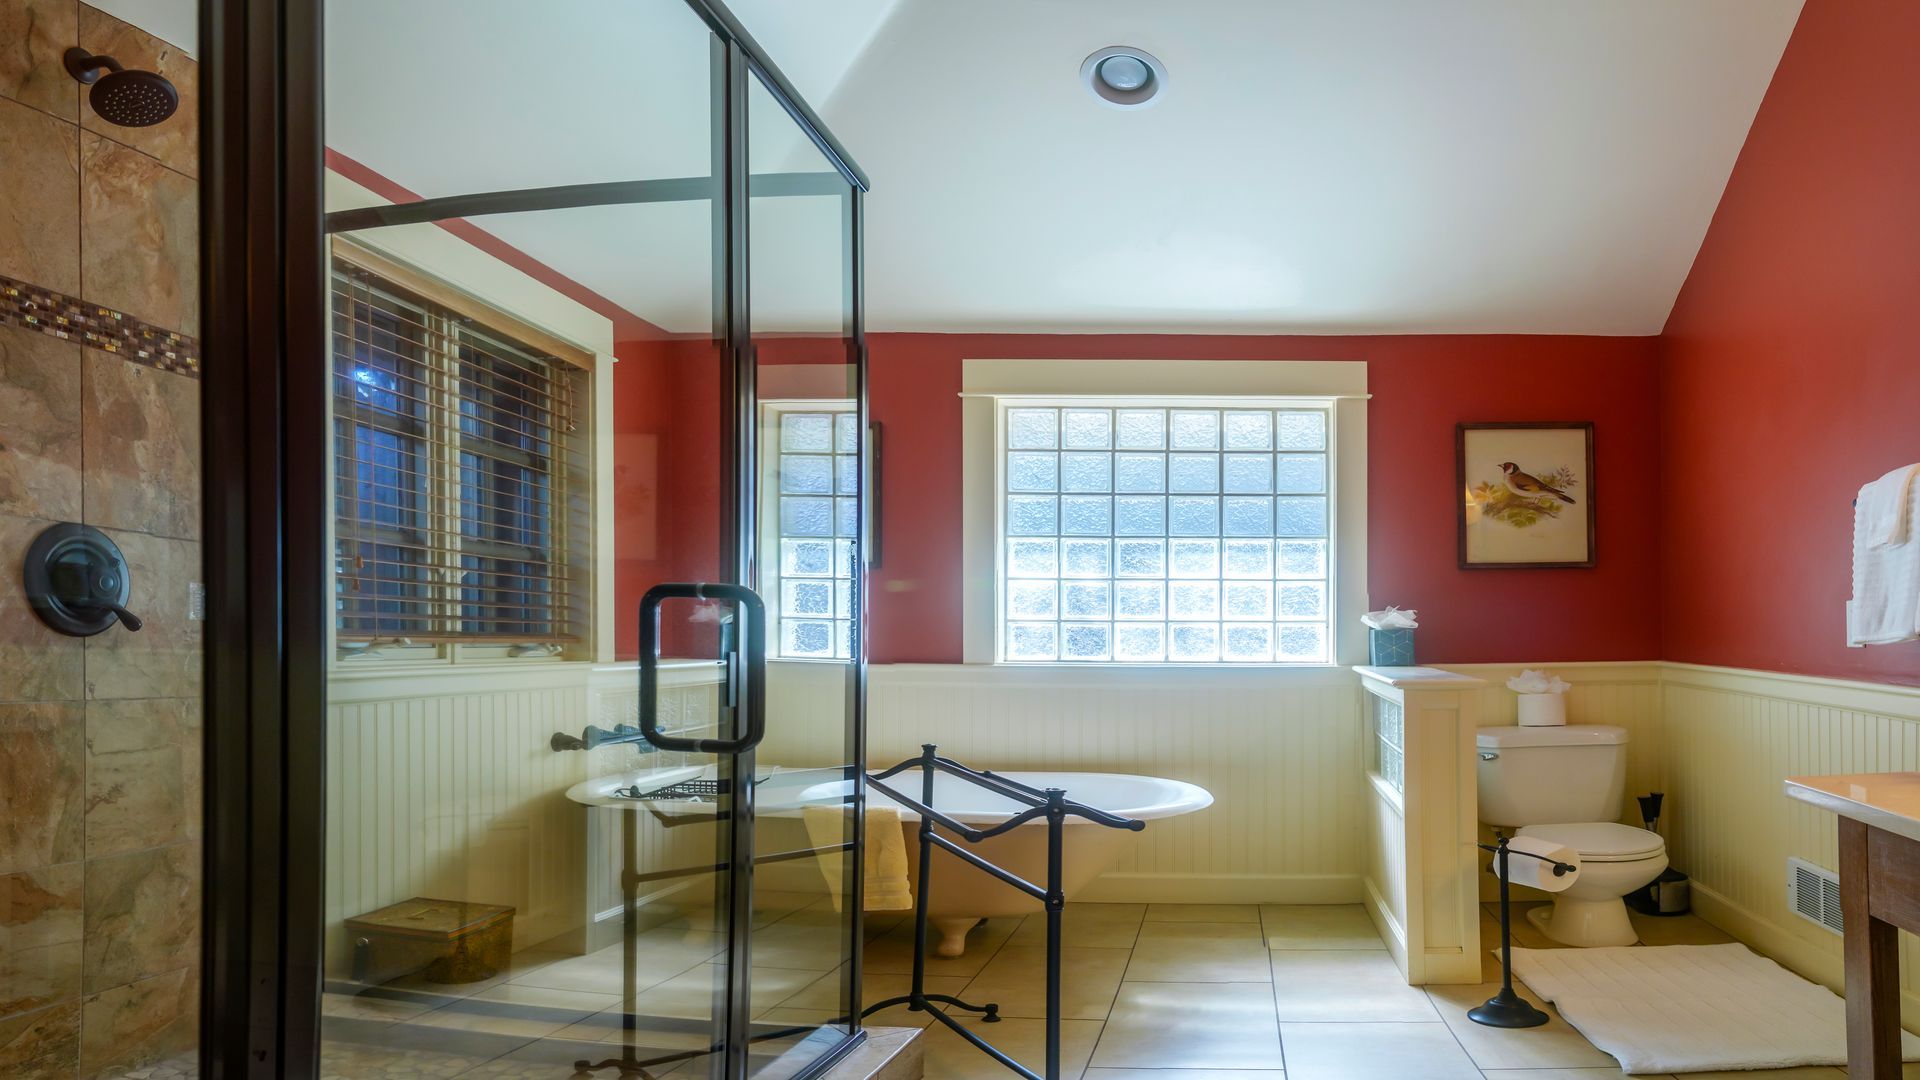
{"left": 1457, "top": 422, "right": 1595, "bottom": 569}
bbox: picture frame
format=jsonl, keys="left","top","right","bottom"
{"left": 1457, "top": 422, "right": 1595, "bottom": 569}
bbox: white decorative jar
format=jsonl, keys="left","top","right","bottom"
{"left": 1516, "top": 693, "right": 1567, "bottom": 727}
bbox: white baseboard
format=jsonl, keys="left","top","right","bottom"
{"left": 1077, "top": 872, "right": 1363, "bottom": 905}
{"left": 1690, "top": 879, "right": 1920, "bottom": 1034}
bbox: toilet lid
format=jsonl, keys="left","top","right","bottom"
{"left": 1517, "top": 822, "right": 1664, "bottom": 862}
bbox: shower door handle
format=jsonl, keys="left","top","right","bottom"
{"left": 638, "top": 583, "right": 766, "bottom": 755}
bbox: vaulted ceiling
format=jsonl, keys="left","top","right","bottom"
{"left": 301, "top": 1, "right": 1807, "bottom": 335}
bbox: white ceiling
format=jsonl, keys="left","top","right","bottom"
{"left": 321, "top": 0, "right": 1803, "bottom": 337}
{"left": 91, "top": 0, "right": 197, "bottom": 56}
{"left": 325, "top": 0, "right": 889, "bottom": 335}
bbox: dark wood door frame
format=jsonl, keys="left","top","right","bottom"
{"left": 199, "top": 0, "right": 328, "bottom": 1075}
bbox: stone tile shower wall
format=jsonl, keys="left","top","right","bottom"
{"left": 0, "top": 2, "right": 201, "bottom": 1077}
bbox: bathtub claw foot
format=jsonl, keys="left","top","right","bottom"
{"left": 933, "top": 917, "right": 984, "bottom": 957}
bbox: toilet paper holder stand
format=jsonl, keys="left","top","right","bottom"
{"left": 1470, "top": 834, "right": 1577, "bottom": 1029}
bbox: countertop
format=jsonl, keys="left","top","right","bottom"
{"left": 1352, "top": 665, "right": 1486, "bottom": 689}
{"left": 1784, "top": 772, "right": 1920, "bottom": 845}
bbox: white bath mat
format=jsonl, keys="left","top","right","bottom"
{"left": 1509, "top": 942, "right": 1920, "bottom": 1074}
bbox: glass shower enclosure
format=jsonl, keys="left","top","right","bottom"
{"left": 306, "top": 1, "right": 868, "bottom": 1077}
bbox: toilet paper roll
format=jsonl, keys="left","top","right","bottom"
{"left": 1517, "top": 693, "right": 1567, "bottom": 727}
{"left": 1493, "top": 837, "right": 1582, "bottom": 893}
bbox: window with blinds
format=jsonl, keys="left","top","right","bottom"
{"left": 331, "top": 255, "right": 590, "bottom": 649}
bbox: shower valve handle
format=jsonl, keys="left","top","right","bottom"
{"left": 84, "top": 601, "right": 143, "bottom": 632}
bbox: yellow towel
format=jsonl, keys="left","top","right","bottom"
{"left": 862, "top": 806, "right": 914, "bottom": 911}
{"left": 803, "top": 804, "right": 914, "bottom": 912}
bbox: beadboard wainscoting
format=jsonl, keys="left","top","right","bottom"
{"left": 324, "top": 654, "right": 1920, "bottom": 1028}
{"left": 1658, "top": 663, "right": 1920, "bottom": 1029}
{"left": 1366, "top": 771, "right": 1408, "bottom": 950}
{"left": 324, "top": 662, "right": 717, "bottom": 974}
{"left": 1448, "top": 662, "right": 1667, "bottom": 800}
{"left": 861, "top": 664, "right": 1370, "bottom": 905}
{"left": 325, "top": 665, "right": 590, "bottom": 975}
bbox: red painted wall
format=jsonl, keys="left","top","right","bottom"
{"left": 1660, "top": 0, "right": 1920, "bottom": 686}
{"left": 609, "top": 337, "right": 852, "bottom": 659}
{"left": 611, "top": 336, "right": 726, "bottom": 659}
{"left": 327, "top": 152, "right": 1664, "bottom": 672}
{"left": 865, "top": 334, "right": 1663, "bottom": 665}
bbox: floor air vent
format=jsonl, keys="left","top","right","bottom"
{"left": 1788, "top": 856, "right": 1844, "bottom": 935}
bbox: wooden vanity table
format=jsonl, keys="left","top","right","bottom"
{"left": 1785, "top": 772, "right": 1920, "bottom": 1079}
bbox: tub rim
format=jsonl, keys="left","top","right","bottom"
{"left": 821, "top": 769, "right": 1214, "bottom": 826}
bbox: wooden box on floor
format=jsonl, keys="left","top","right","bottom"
{"left": 344, "top": 897, "right": 515, "bottom": 985}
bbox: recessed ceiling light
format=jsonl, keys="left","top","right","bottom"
{"left": 1081, "top": 46, "right": 1166, "bottom": 110}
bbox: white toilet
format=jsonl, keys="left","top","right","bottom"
{"left": 1476, "top": 724, "right": 1666, "bottom": 947}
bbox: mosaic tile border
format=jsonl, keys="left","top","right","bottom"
{"left": 0, "top": 274, "right": 200, "bottom": 377}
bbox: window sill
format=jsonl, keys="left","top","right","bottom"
{"left": 990, "top": 661, "right": 1344, "bottom": 670}
{"left": 334, "top": 645, "right": 579, "bottom": 672}
{"left": 1367, "top": 770, "right": 1405, "bottom": 812}
{"left": 870, "top": 661, "right": 1360, "bottom": 690}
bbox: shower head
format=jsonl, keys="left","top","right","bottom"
{"left": 64, "top": 48, "right": 179, "bottom": 128}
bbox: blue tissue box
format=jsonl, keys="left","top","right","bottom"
{"left": 1369, "top": 627, "right": 1416, "bottom": 666}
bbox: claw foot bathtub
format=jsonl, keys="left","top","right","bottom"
{"left": 824, "top": 769, "right": 1213, "bottom": 957}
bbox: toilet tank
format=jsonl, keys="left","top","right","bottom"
{"left": 1476, "top": 725, "right": 1628, "bottom": 828}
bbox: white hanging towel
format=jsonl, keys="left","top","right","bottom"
{"left": 1847, "top": 463, "right": 1920, "bottom": 647}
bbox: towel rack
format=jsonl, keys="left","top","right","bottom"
{"left": 863, "top": 744, "right": 1144, "bottom": 1080}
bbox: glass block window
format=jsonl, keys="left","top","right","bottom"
{"left": 1372, "top": 694, "right": 1404, "bottom": 793}
{"left": 1000, "top": 403, "right": 1332, "bottom": 664}
{"left": 773, "top": 406, "right": 859, "bottom": 659}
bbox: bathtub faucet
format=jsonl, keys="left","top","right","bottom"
{"left": 549, "top": 723, "right": 643, "bottom": 752}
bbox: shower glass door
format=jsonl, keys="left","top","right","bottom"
{"left": 313, "top": 2, "right": 867, "bottom": 1078}
{"left": 738, "top": 67, "right": 866, "bottom": 1078}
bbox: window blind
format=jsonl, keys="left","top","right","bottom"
{"left": 331, "top": 262, "right": 588, "bottom": 644}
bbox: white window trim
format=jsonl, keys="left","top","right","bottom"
{"left": 960, "top": 359, "right": 1369, "bottom": 668}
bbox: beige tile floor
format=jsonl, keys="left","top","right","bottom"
{"left": 895, "top": 900, "right": 1911, "bottom": 1080}
{"left": 315, "top": 897, "right": 1916, "bottom": 1080}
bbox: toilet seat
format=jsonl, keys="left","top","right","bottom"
{"left": 1518, "top": 822, "right": 1664, "bottom": 863}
